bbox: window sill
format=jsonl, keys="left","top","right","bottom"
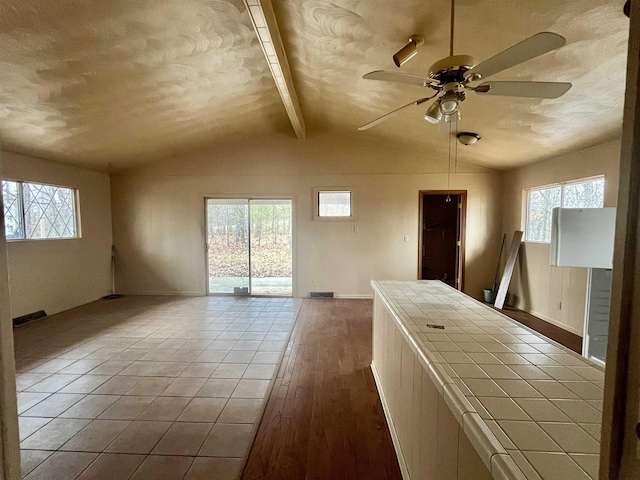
{"left": 6, "top": 237, "right": 81, "bottom": 243}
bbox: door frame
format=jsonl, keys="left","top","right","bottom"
{"left": 203, "top": 195, "right": 295, "bottom": 297}
{"left": 601, "top": 1, "right": 640, "bottom": 475}
{"left": 418, "top": 190, "right": 467, "bottom": 291}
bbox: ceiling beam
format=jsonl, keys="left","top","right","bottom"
{"left": 244, "top": 0, "right": 305, "bottom": 140}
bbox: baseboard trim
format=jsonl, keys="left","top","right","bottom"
{"left": 371, "top": 361, "right": 410, "bottom": 480}
{"left": 117, "top": 291, "right": 204, "bottom": 297}
{"left": 119, "top": 291, "right": 376, "bottom": 299}
{"left": 515, "top": 306, "right": 583, "bottom": 337}
{"left": 334, "top": 294, "right": 373, "bottom": 299}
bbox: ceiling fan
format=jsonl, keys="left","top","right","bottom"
{"left": 358, "top": 0, "right": 572, "bottom": 131}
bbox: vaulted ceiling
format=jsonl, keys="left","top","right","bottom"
{"left": 0, "top": 0, "right": 629, "bottom": 170}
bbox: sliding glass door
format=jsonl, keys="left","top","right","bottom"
{"left": 249, "top": 199, "right": 293, "bottom": 295}
{"left": 206, "top": 198, "right": 292, "bottom": 296}
{"left": 206, "top": 199, "right": 250, "bottom": 294}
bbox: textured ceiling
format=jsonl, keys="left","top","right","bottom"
{"left": 0, "top": 0, "right": 629, "bottom": 170}
{"left": 0, "top": 0, "right": 286, "bottom": 169}
{"left": 274, "top": 0, "right": 628, "bottom": 169}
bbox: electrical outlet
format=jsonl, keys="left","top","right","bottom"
{"left": 404, "top": 235, "right": 409, "bottom": 242}
{"left": 557, "top": 302, "right": 562, "bottom": 310}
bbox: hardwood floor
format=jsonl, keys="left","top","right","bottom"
{"left": 498, "top": 305, "right": 583, "bottom": 354}
{"left": 242, "top": 298, "right": 583, "bottom": 480}
{"left": 242, "top": 299, "right": 402, "bottom": 480}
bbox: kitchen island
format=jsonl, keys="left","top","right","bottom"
{"left": 371, "top": 280, "right": 603, "bottom": 480}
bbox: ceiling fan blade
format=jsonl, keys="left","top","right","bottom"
{"left": 358, "top": 97, "right": 433, "bottom": 131}
{"left": 474, "top": 81, "right": 571, "bottom": 99}
{"left": 363, "top": 70, "right": 433, "bottom": 87}
{"left": 468, "top": 32, "right": 566, "bottom": 80}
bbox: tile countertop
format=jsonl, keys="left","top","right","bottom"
{"left": 371, "top": 280, "right": 604, "bottom": 480}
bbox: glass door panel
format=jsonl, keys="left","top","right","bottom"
{"left": 249, "top": 199, "right": 292, "bottom": 295}
{"left": 206, "top": 198, "right": 293, "bottom": 296}
{"left": 207, "top": 199, "right": 250, "bottom": 294}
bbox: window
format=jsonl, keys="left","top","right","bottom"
{"left": 313, "top": 188, "right": 355, "bottom": 221}
{"left": 2, "top": 180, "right": 23, "bottom": 239}
{"left": 318, "top": 191, "right": 351, "bottom": 217}
{"left": 1, "top": 180, "right": 79, "bottom": 240}
{"left": 525, "top": 176, "right": 604, "bottom": 243}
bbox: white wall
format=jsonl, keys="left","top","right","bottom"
{"left": 2, "top": 151, "right": 113, "bottom": 318}
{"left": 501, "top": 139, "right": 621, "bottom": 335}
{"left": 111, "top": 130, "right": 503, "bottom": 299}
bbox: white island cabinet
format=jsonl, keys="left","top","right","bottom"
{"left": 371, "top": 280, "right": 603, "bottom": 480}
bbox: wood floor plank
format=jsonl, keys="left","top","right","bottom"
{"left": 497, "top": 305, "right": 583, "bottom": 353}
{"left": 242, "top": 299, "right": 402, "bottom": 480}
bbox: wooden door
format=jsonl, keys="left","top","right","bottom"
{"left": 418, "top": 191, "right": 466, "bottom": 290}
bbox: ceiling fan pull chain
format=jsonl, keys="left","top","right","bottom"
{"left": 454, "top": 119, "right": 458, "bottom": 173}
{"left": 446, "top": 116, "right": 452, "bottom": 202}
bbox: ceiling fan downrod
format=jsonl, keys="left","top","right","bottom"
{"left": 449, "top": 0, "right": 456, "bottom": 57}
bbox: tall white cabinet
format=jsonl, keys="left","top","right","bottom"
{"left": 550, "top": 207, "right": 616, "bottom": 363}
{"left": 584, "top": 268, "right": 612, "bottom": 363}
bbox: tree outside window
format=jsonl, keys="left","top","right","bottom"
{"left": 1, "top": 180, "right": 79, "bottom": 240}
{"left": 525, "top": 177, "right": 604, "bottom": 243}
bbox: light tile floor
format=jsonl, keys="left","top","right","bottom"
{"left": 13, "top": 295, "right": 301, "bottom": 479}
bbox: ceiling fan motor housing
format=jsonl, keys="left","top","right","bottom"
{"left": 428, "top": 55, "right": 478, "bottom": 84}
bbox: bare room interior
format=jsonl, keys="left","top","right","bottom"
{"left": 1, "top": 1, "right": 639, "bottom": 479}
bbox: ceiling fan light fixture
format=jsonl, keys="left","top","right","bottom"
{"left": 456, "top": 132, "right": 481, "bottom": 145}
{"left": 425, "top": 99, "right": 442, "bottom": 124}
{"left": 440, "top": 98, "right": 459, "bottom": 115}
{"left": 439, "top": 86, "right": 465, "bottom": 116}
{"left": 393, "top": 35, "right": 425, "bottom": 67}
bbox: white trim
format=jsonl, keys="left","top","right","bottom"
{"left": 1, "top": 179, "right": 81, "bottom": 241}
{"left": 582, "top": 268, "right": 593, "bottom": 359}
{"left": 370, "top": 361, "right": 410, "bottom": 480}
{"left": 119, "top": 290, "right": 204, "bottom": 296}
{"left": 588, "top": 356, "right": 605, "bottom": 369}
{"left": 312, "top": 186, "right": 357, "bottom": 222}
{"left": 521, "top": 308, "right": 584, "bottom": 337}
{"left": 203, "top": 195, "right": 296, "bottom": 297}
{"left": 523, "top": 175, "right": 605, "bottom": 242}
{"left": 334, "top": 294, "right": 373, "bottom": 299}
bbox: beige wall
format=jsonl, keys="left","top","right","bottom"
{"left": 2, "top": 152, "right": 113, "bottom": 318}
{"left": 501, "top": 139, "right": 621, "bottom": 335}
{"left": 0, "top": 152, "right": 21, "bottom": 480}
{"left": 111, "top": 130, "right": 503, "bottom": 299}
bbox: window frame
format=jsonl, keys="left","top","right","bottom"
{"left": 312, "top": 187, "right": 356, "bottom": 222}
{"left": 523, "top": 175, "right": 605, "bottom": 244}
{"left": 1, "top": 179, "right": 81, "bottom": 241}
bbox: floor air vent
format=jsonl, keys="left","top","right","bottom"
{"left": 13, "top": 310, "right": 47, "bottom": 327}
{"left": 310, "top": 292, "right": 334, "bottom": 298}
